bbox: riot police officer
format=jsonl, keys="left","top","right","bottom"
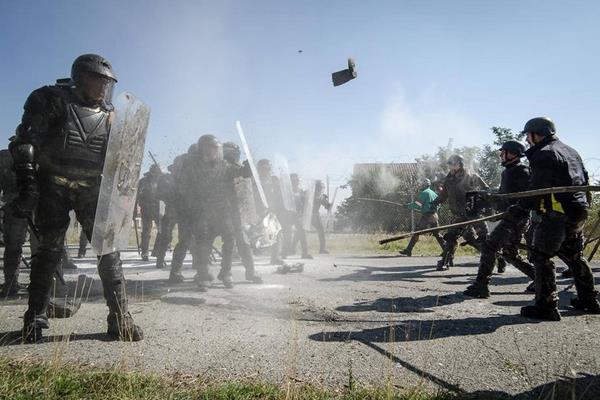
{"left": 136, "top": 164, "right": 162, "bottom": 261}
{"left": 514, "top": 117, "right": 600, "bottom": 320}
{"left": 464, "top": 140, "right": 535, "bottom": 298}
{"left": 10, "top": 54, "right": 142, "bottom": 342}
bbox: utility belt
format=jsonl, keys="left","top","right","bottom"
{"left": 50, "top": 174, "right": 99, "bottom": 190}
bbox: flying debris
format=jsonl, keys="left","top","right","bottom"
{"left": 332, "top": 58, "right": 357, "bottom": 87}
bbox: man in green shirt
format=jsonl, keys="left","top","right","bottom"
{"left": 399, "top": 179, "right": 445, "bottom": 256}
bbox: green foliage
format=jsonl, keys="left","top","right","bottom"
{"left": 335, "top": 126, "right": 531, "bottom": 233}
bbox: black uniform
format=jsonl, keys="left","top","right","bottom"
{"left": 136, "top": 168, "right": 161, "bottom": 260}
{"left": 152, "top": 169, "right": 177, "bottom": 269}
{"left": 311, "top": 187, "right": 331, "bottom": 254}
{"left": 169, "top": 154, "right": 194, "bottom": 282}
{"left": 520, "top": 135, "right": 598, "bottom": 317}
{"left": 0, "top": 149, "right": 28, "bottom": 296}
{"left": 11, "top": 61, "right": 141, "bottom": 342}
{"left": 178, "top": 151, "right": 244, "bottom": 289}
{"left": 464, "top": 160, "right": 535, "bottom": 298}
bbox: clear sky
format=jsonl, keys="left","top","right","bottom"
{"left": 1, "top": 0, "right": 599, "bottom": 194}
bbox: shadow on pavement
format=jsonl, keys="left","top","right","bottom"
{"left": 309, "top": 314, "right": 540, "bottom": 343}
{"left": 0, "top": 331, "right": 112, "bottom": 346}
{"left": 465, "top": 373, "right": 600, "bottom": 400}
{"left": 336, "top": 293, "right": 466, "bottom": 314}
{"left": 320, "top": 264, "right": 473, "bottom": 283}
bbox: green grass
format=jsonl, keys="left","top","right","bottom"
{"left": 0, "top": 357, "right": 460, "bottom": 400}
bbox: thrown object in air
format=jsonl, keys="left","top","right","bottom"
{"left": 332, "top": 58, "right": 357, "bottom": 87}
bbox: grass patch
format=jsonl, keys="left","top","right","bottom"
{"left": 0, "top": 357, "right": 462, "bottom": 400}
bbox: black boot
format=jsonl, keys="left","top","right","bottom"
{"left": 168, "top": 271, "right": 184, "bottom": 283}
{"left": 99, "top": 253, "right": 143, "bottom": 341}
{"left": 496, "top": 257, "right": 506, "bottom": 274}
{"left": 570, "top": 297, "right": 600, "bottom": 314}
{"left": 107, "top": 312, "right": 144, "bottom": 341}
{"left": 520, "top": 305, "right": 561, "bottom": 321}
{"left": 22, "top": 314, "right": 49, "bottom": 343}
{"left": 217, "top": 270, "right": 234, "bottom": 289}
{"left": 399, "top": 248, "right": 412, "bottom": 257}
{"left": 463, "top": 282, "right": 490, "bottom": 298}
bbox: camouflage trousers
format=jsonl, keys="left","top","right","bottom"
{"left": 475, "top": 217, "right": 535, "bottom": 284}
{"left": 439, "top": 215, "right": 487, "bottom": 266}
{"left": 405, "top": 212, "right": 444, "bottom": 253}
{"left": 531, "top": 209, "right": 597, "bottom": 307}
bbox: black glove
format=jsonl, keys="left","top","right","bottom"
{"left": 506, "top": 204, "right": 528, "bottom": 222}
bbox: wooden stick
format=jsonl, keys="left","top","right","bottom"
{"left": 489, "top": 185, "right": 600, "bottom": 200}
{"left": 379, "top": 212, "right": 508, "bottom": 245}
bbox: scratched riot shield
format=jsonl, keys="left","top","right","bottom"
{"left": 91, "top": 92, "right": 150, "bottom": 255}
{"left": 272, "top": 154, "right": 296, "bottom": 213}
{"left": 301, "top": 180, "right": 315, "bottom": 231}
{"left": 234, "top": 176, "right": 258, "bottom": 241}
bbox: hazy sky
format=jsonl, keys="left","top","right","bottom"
{"left": 1, "top": 0, "right": 599, "bottom": 193}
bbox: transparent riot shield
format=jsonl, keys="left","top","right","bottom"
{"left": 302, "top": 180, "right": 315, "bottom": 231}
{"left": 272, "top": 154, "right": 296, "bottom": 213}
{"left": 91, "top": 92, "right": 150, "bottom": 255}
{"left": 234, "top": 176, "right": 258, "bottom": 232}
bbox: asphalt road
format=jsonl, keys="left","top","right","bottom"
{"left": 1, "top": 249, "right": 600, "bottom": 399}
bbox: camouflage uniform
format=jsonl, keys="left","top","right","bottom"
{"left": 434, "top": 168, "right": 489, "bottom": 270}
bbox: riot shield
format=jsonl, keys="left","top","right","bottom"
{"left": 91, "top": 92, "right": 150, "bottom": 255}
{"left": 272, "top": 154, "right": 296, "bottom": 213}
{"left": 302, "top": 180, "right": 315, "bottom": 231}
{"left": 251, "top": 211, "right": 282, "bottom": 249}
{"left": 234, "top": 176, "right": 258, "bottom": 230}
{"left": 236, "top": 121, "right": 268, "bottom": 209}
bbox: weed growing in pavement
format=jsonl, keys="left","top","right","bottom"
{"left": 0, "top": 356, "right": 460, "bottom": 400}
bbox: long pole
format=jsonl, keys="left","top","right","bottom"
{"left": 379, "top": 212, "right": 507, "bottom": 245}
{"left": 489, "top": 185, "right": 600, "bottom": 200}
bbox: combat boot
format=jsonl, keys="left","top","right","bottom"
{"left": 107, "top": 312, "right": 143, "bottom": 341}
{"left": 245, "top": 270, "right": 263, "bottom": 284}
{"left": 463, "top": 282, "right": 490, "bottom": 298}
{"left": 436, "top": 260, "right": 449, "bottom": 271}
{"left": 570, "top": 297, "right": 600, "bottom": 314}
{"left": 301, "top": 253, "right": 313, "bottom": 260}
{"left": 399, "top": 249, "right": 412, "bottom": 257}
{"left": 155, "top": 258, "right": 166, "bottom": 269}
{"left": 141, "top": 252, "right": 149, "bottom": 262}
{"left": 168, "top": 271, "right": 184, "bottom": 283}
{"left": 22, "top": 314, "right": 49, "bottom": 343}
{"left": 520, "top": 305, "right": 561, "bottom": 321}
{"left": 496, "top": 258, "right": 506, "bottom": 274}
{"left": 217, "top": 270, "right": 234, "bottom": 289}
